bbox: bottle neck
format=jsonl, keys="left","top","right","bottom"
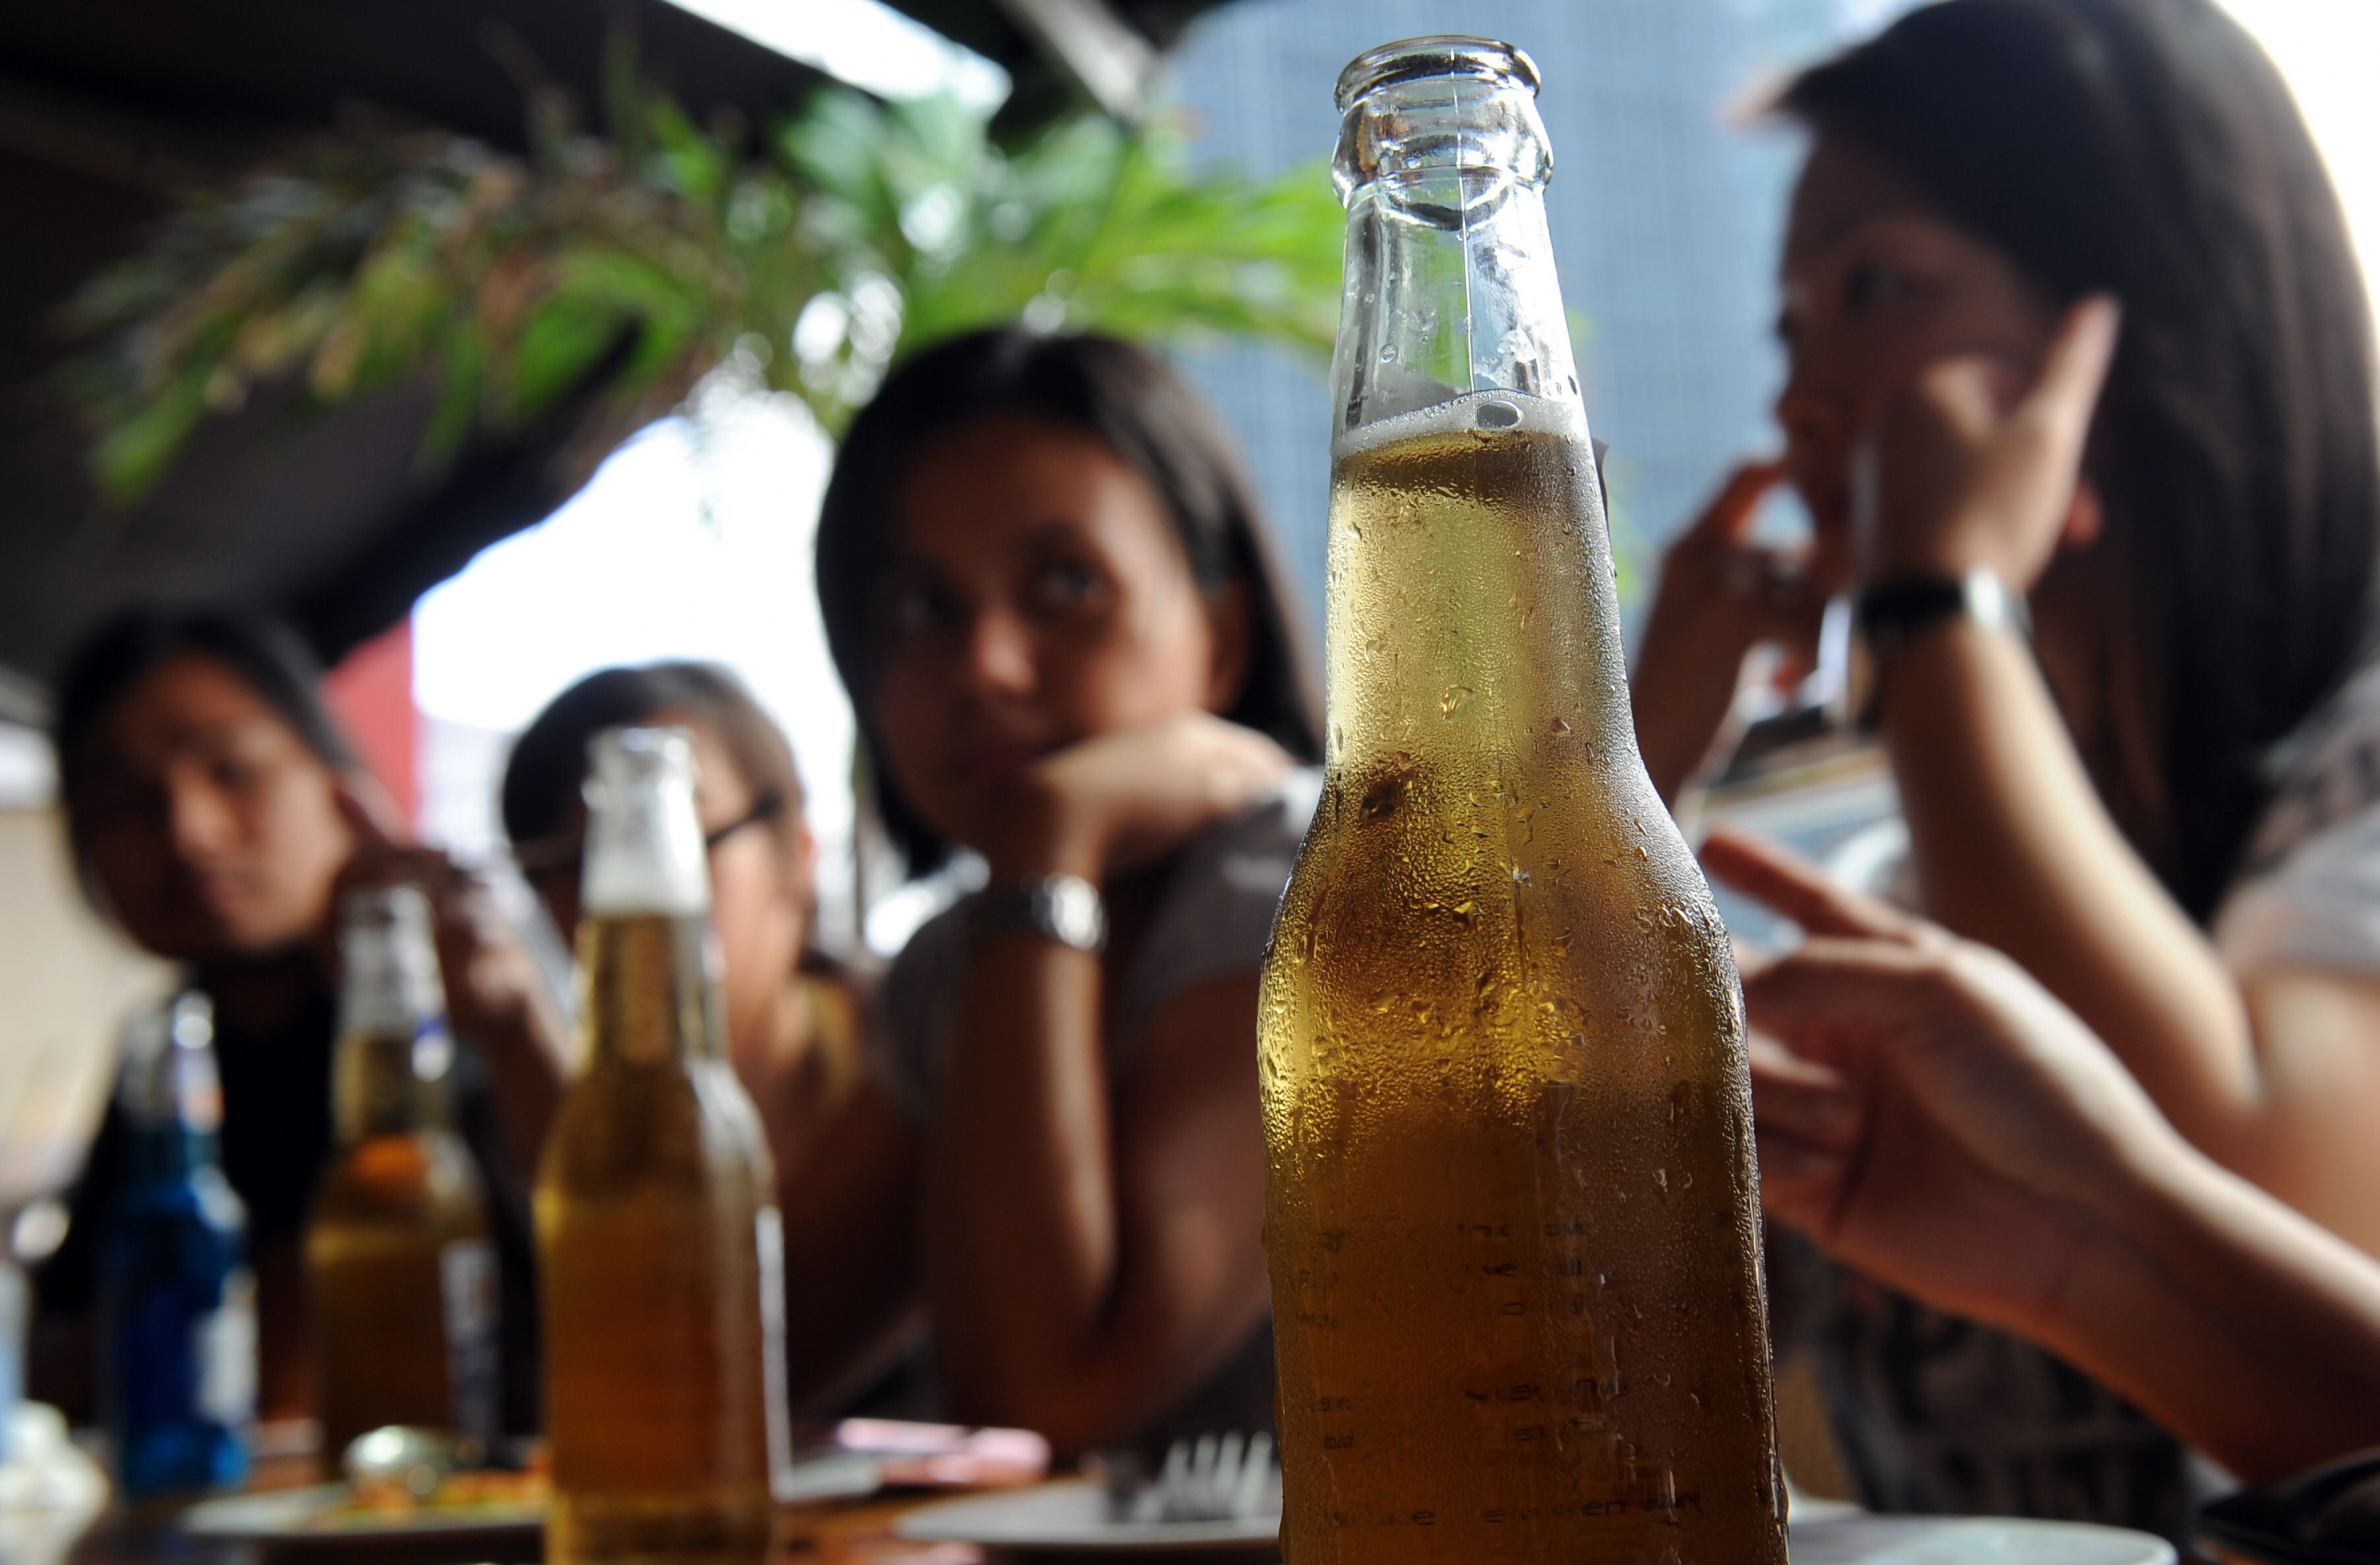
{"left": 331, "top": 1026, "right": 455, "bottom": 1142}
{"left": 334, "top": 890, "right": 454, "bottom": 1141}
{"left": 576, "top": 912, "right": 722, "bottom": 1067}
{"left": 1330, "top": 75, "right": 1574, "bottom": 435}
{"left": 118, "top": 995, "right": 228, "bottom": 1180}
{"left": 1324, "top": 391, "right": 1633, "bottom": 772}
{"left": 1326, "top": 66, "right": 1631, "bottom": 773}
{"left": 574, "top": 727, "right": 722, "bottom": 1067}
{"left": 125, "top": 1122, "right": 220, "bottom": 1185}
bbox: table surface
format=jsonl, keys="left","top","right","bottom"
{"left": 61, "top": 1452, "right": 991, "bottom": 1565}
{"left": 54, "top": 1459, "right": 2182, "bottom": 1565}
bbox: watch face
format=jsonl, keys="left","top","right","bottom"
{"left": 1042, "top": 876, "right": 1107, "bottom": 953}
{"left": 974, "top": 876, "right": 1106, "bottom": 953}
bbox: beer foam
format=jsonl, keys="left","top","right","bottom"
{"left": 582, "top": 728, "right": 712, "bottom": 918}
{"left": 583, "top": 850, "right": 708, "bottom": 918}
{"left": 1330, "top": 386, "right": 1588, "bottom": 462}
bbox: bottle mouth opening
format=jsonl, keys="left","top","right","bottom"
{"left": 1335, "top": 36, "right": 1541, "bottom": 112}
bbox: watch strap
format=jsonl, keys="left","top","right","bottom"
{"left": 970, "top": 873, "right": 1107, "bottom": 954}
{"left": 1856, "top": 570, "right": 2031, "bottom": 664}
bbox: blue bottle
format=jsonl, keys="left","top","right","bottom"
{"left": 98, "top": 992, "right": 255, "bottom": 1496}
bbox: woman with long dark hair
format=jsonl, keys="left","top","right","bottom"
{"left": 1630, "top": 0, "right": 2380, "bottom": 1534}
{"left": 34, "top": 606, "right": 567, "bottom": 1429}
{"left": 815, "top": 326, "right": 1322, "bottom": 1454}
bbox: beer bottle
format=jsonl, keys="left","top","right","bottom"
{"left": 1260, "top": 36, "right": 1785, "bottom": 1563}
{"left": 539, "top": 726, "right": 789, "bottom": 1565}
{"left": 305, "top": 884, "right": 498, "bottom": 1461}
{"left": 99, "top": 992, "right": 254, "bottom": 1496}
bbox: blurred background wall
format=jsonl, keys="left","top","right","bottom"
{"left": 1170, "top": 0, "right": 1899, "bottom": 620}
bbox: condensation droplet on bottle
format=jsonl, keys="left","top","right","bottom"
{"left": 1475, "top": 398, "right": 1522, "bottom": 429}
{"left": 1379, "top": 343, "right": 1399, "bottom": 362}
{"left": 1440, "top": 685, "right": 1475, "bottom": 717}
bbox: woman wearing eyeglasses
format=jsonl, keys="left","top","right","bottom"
{"left": 501, "top": 662, "right": 919, "bottom": 1411}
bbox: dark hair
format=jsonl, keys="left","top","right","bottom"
{"left": 54, "top": 605, "right": 355, "bottom": 821}
{"left": 1783, "top": 0, "right": 2380, "bottom": 919}
{"left": 501, "top": 661, "right": 807, "bottom": 850}
{"left": 815, "top": 327, "right": 1325, "bottom": 874}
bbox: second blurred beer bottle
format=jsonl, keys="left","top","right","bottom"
{"left": 539, "top": 726, "right": 789, "bottom": 1565}
{"left": 305, "top": 884, "right": 498, "bottom": 1461}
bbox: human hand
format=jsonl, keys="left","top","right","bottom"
{"left": 1856, "top": 296, "right": 2120, "bottom": 588}
{"left": 1702, "top": 827, "right": 2186, "bottom": 1339}
{"left": 983, "top": 714, "right": 1294, "bottom": 881}
{"left": 1630, "top": 460, "right": 1833, "bottom": 803}
{"left": 333, "top": 781, "right": 568, "bottom": 1079}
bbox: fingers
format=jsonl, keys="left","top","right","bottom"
{"left": 1748, "top": 1036, "right": 1860, "bottom": 1149}
{"left": 1747, "top": 1034, "right": 1860, "bottom": 1229}
{"left": 1754, "top": 1132, "right": 1848, "bottom": 1227}
{"left": 2021, "top": 294, "right": 2121, "bottom": 440}
{"left": 1905, "top": 355, "right": 2009, "bottom": 435}
{"left": 1699, "top": 829, "right": 1919, "bottom": 941}
{"left": 334, "top": 773, "right": 408, "bottom": 848}
{"left": 1684, "top": 458, "right": 1790, "bottom": 547}
{"left": 1738, "top": 936, "right": 1942, "bottom": 1068}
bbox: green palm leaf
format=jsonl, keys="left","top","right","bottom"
{"left": 64, "top": 70, "right": 1345, "bottom": 507}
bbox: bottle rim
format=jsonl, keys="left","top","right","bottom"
{"left": 1334, "top": 36, "right": 1541, "bottom": 113}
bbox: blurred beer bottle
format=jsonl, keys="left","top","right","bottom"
{"left": 100, "top": 992, "right": 254, "bottom": 1496}
{"left": 539, "top": 726, "right": 788, "bottom": 1565}
{"left": 1259, "top": 36, "right": 1785, "bottom": 1563}
{"left": 305, "top": 884, "right": 498, "bottom": 1462}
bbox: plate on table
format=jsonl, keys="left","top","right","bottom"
{"left": 180, "top": 1450, "right": 883, "bottom": 1551}
{"left": 897, "top": 1485, "right": 2177, "bottom": 1565}
{"left": 1789, "top": 1512, "right": 2175, "bottom": 1565}
{"left": 895, "top": 1479, "right": 1281, "bottom": 1555}
{"left": 180, "top": 1481, "right": 544, "bottom": 1552}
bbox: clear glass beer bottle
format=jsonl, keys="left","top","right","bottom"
{"left": 1259, "top": 36, "right": 1785, "bottom": 1564}
{"left": 305, "top": 884, "right": 498, "bottom": 1462}
{"left": 539, "top": 726, "right": 789, "bottom": 1565}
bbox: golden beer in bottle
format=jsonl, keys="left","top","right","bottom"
{"left": 1260, "top": 38, "right": 1785, "bottom": 1563}
{"left": 539, "top": 726, "right": 789, "bottom": 1565}
{"left": 306, "top": 885, "right": 498, "bottom": 1461}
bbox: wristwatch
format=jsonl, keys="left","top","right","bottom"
{"left": 970, "top": 873, "right": 1107, "bottom": 954}
{"left": 1855, "top": 569, "right": 2032, "bottom": 666}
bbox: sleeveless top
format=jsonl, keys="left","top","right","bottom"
{"left": 872, "top": 769, "right": 1323, "bottom": 1452}
{"left": 1795, "top": 657, "right": 2380, "bottom": 1539}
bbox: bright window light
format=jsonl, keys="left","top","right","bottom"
{"left": 2220, "top": 1, "right": 2380, "bottom": 295}
{"left": 662, "top": 0, "right": 1010, "bottom": 111}
{"left": 412, "top": 391, "right": 863, "bottom": 938}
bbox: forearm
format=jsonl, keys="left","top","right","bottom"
{"left": 924, "top": 936, "right": 1122, "bottom": 1424}
{"left": 2040, "top": 1145, "right": 2380, "bottom": 1481}
{"left": 778, "top": 1098, "right": 920, "bottom": 1408}
{"left": 1881, "top": 621, "right": 2255, "bottom": 1138}
{"left": 1631, "top": 617, "right": 1753, "bottom": 808}
{"left": 477, "top": 1016, "right": 565, "bottom": 1189}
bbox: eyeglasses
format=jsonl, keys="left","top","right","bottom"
{"left": 514, "top": 788, "right": 786, "bottom": 892}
